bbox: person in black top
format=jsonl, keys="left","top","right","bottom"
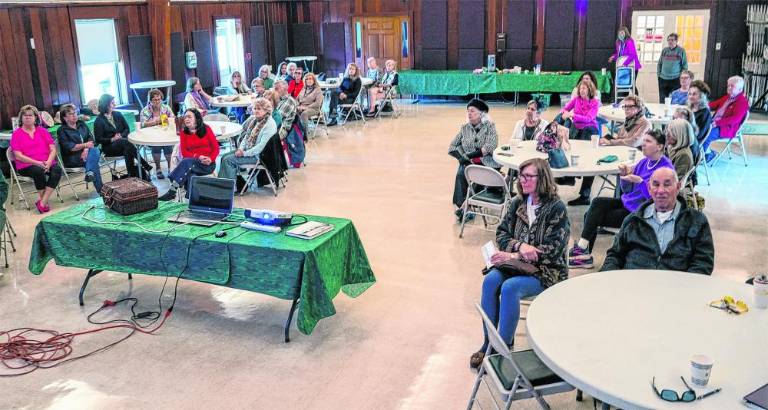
{"left": 93, "top": 94, "right": 151, "bottom": 180}
{"left": 57, "top": 104, "right": 103, "bottom": 193}
{"left": 687, "top": 80, "right": 712, "bottom": 147}
{"left": 327, "top": 63, "right": 363, "bottom": 126}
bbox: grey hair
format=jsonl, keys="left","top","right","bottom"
{"left": 286, "top": 62, "right": 297, "bottom": 71}
{"left": 728, "top": 75, "right": 745, "bottom": 92}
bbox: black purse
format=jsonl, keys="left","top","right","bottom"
{"left": 482, "top": 258, "right": 540, "bottom": 276}
{"left": 547, "top": 148, "right": 569, "bottom": 169}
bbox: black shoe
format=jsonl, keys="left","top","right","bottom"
{"left": 158, "top": 189, "right": 177, "bottom": 201}
{"left": 327, "top": 118, "right": 338, "bottom": 126}
{"left": 555, "top": 176, "right": 575, "bottom": 186}
{"left": 567, "top": 196, "right": 591, "bottom": 206}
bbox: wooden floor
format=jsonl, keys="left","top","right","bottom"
{"left": 1, "top": 102, "right": 766, "bottom": 409}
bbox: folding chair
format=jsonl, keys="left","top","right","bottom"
{"left": 101, "top": 152, "right": 129, "bottom": 179}
{"left": 308, "top": 112, "right": 328, "bottom": 141}
{"left": 467, "top": 303, "right": 574, "bottom": 410}
{"left": 695, "top": 124, "right": 712, "bottom": 185}
{"left": 239, "top": 160, "right": 280, "bottom": 197}
{"left": 339, "top": 92, "right": 366, "bottom": 125}
{"left": 55, "top": 140, "right": 85, "bottom": 201}
{"left": 0, "top": 216, "right": 15, "bottom": 269}
{"left": 459, "top": 165, "right": 511, "bottom": 238}
{"left": 6, "top": 148, "right": 64, "bottom": 210}
{"left": 374, "top": 86, "right": 401, "bottom": 118}
{"left": 614, "top": 66, "right": 635, "bottom": 103}
{"left": 709, "top": 112, "right": 749, "bottom": 167}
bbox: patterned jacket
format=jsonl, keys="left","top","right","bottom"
{"left": 448, "top": 120, "right": 500, "bottom": 168}
{"left": 496, "top": 196, "right": 570, "bottom": 289}
{"left": 276, "top": 95, "right": 298, "bottom": 139}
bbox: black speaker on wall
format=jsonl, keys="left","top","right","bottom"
{"left": 496, "top": 33, "right": 506, "bottom": 53}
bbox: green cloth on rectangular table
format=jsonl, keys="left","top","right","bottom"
{"left": 398, "top": 70, "right": 612, "bottom": 96}
{"left": 28, "top": 200, "right": 376, "bottom": 335}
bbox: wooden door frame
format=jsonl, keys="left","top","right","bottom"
{"left": 351, "top": 14, "right": 412, "bottom": 71}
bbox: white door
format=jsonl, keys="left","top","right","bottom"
{"left": 632, "top": 10, "right": 710, "bottom": 103}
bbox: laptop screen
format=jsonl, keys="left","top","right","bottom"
{"left": 188, "top": 176, "right": 234, "bottom": 214}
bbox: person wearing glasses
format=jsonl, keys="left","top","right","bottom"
{"left": 599, "top": 95, "right": 651, "bottom": 148}
{"left": 139, "top": 88, "right": 175, "bottom": 179}
{"left": 569, "top": 129, "right": 674, "bottom": 269}
{"left": 702, "top": 75, "right": 749, "bottom": 163}
{"left": 601, "top": 167, "right": 713, "bottom": 274}
{"left": 669, "top": 70, "right": 694, "bottom": 105}
{"left": 657, "top": 33, "right": 688, "bottom": 103}
{"left": 560, "top": 80, "right": 600, "bottom": 206}
{"left": 57, "top": 104, "right": 103, "bottom": 193}
{"left": 470, "top": 158, "right": 570, "bottom": 369}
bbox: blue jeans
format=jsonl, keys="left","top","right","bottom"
{"left": 480, "top": 269, "right": 543, "bottom": 350}
{"left": 83, "top": 148, "right": 103, "bottom": 192}
{"left": 169, "top": 158, "right": 216, "bottom": 195}
{"left": 217, "top": 152, "right": 261, "bottom": 180}
{"left": 701, "top": 126, "right": 721, "bottom": 157}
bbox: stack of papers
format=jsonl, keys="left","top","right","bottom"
{"left": 286, "top": 221, "right": 334, "bottom": 240}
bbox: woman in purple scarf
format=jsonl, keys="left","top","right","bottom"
{"left": 183, "top": 77, "right": 212, "bottom": 117}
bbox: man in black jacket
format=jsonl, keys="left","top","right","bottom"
{"left": 601, "top": 167, "right": 714, "bottom": 274}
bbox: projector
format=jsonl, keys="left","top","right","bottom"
{"left": 244, "top": 209, "right": 293, "bottom": 226}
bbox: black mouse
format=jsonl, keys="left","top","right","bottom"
{"left": 215, "top": 231, "right": 227, "bottom": 238}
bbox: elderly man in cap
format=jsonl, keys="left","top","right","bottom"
{"left": 448, "top": 98, "right": 500, "bottom": 221}
{"left": 601, "top": 167, "right": 714, "bottom": 274}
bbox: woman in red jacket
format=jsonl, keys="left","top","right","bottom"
{"left": 159, "top": 108, "right": 220, "bottom": 200}
{"left": 702, "top": 75, "right": 749, "bottom": 163}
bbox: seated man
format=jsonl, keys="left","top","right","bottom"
{"left": 273, "top": 80, "right": 297, "bottom": 140}
{"left": 601, "top": 167, "right": 714, "bottom": 274}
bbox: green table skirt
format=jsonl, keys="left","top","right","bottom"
{"left": 398, "top": 70, "right": 613, "bottom": 96}
{"left": 29, "top": 201, "right": 376, "bottom": 335}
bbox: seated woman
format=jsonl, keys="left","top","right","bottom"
{"left": 225, "top": 71, "right": 250, "bottom": 123}
{"left": 560, "top": 80, "right": 600, "bottom": 206}
{"left": 296, "top": 72, "right": 324, "bottom": 128}
{"left": 94, "top": 94, "right": 152, "bottom": 180}
{"left": 57, "top": 104, "right": 103, "bottom": 193}
{"left": 327, "top": 63, "right": 362, "bottom": 126}
{"left": 448, "top": 99, "right": 499, "bottom": 221}
{"left": 10, "top": 105, "right": 62, "bottom": 213}
{"left": 158, "top": 109, "right": 219, "bottom": 201}
{"left": 80, "top": 99, "right": 99, "bottom": 118}
{"left": 183, "top": 76, "right": 212, "bottom": 117}
{"left": 470, "top": 158, "right": 570, "bottom": 369}
{"left": 365, "top": 57, "right": 381, "bottom": 84}
{"left": 218, "top": 98, "right": 278, "bottom": 182}
{"left": 140, "top": 88, "right": 176, "bottom": 179}
{"left": 568, "top": 129, "right": 674, "bottom": 269}
{"left": 275, "top": 62, "right": 289, "bottom": 82}
{"left": 287, "top": 66, "right": 304, "bottom": 98}
{"left": 510, "top": 97, "right": 549, "bottom": 142}
{"left": 687, "top": 80, "right": 712, "bottom": 148}
{"left": 669, "top": 70, "right": 693, "bottom": 105}
{"left": 284, "top": 62, "right": 298, "bottom": 84}
{"left": 703, "top": 75, "right": 748, "bottom": 163}
{"left": 673, "top": 107, "right": 702, "bottom": 160}
{"left": 665, "top": 118, "right": 695, "bottom": 181}
{"left": 599, "top": 95, "right": 650, "bottom": 147}
{"left": 365, "top": 59, "right": 399, "bottom": 117}
{"left": 257, "top": 64, "right": 274, "bottom": 90}
{"left": 571, "top": 71, "right": 601, "bottom": 101}
{"left": 250, "top": 78, "right": 266, "bottom": 97}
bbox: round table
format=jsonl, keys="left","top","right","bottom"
{"left": 128, "top": 125, "right": 179, "bottom": 147}
{"left": 129, "top": 80, "right": 176, "bottom": 106}
{"left": 207, "top": 120, "right": 243, "bottom": 142}
{"left": 599, "top": 103, "right": 685, "bottom": 127}
{"left": 318, "top": 80, "right": 340, "bottom": 90}
{"left": 527, "top": 270, "right": 768, "bottom": 410}
{"left": 209, "top": 94, "right": 254, "bottom": 108}
{"left": 493, "top": 140, "right": 638, "bottom": 178}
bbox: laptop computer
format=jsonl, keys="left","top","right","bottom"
{"left": 168, "top": 176, "right": 235, "bottom": 227}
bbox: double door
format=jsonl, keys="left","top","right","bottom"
{"left": 352, "top": 16, "right": 412, "bottom": 73}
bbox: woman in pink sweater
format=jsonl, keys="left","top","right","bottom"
{"left": 609, "top": 26, "right": 642, "bottom": 71}
{"left": 560, "top": 80, "right": 600, "bottom": 140}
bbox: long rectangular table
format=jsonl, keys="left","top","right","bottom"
{"left": 398, "top": 70, "right": 613, "bottom": 97}
{"left": 29, "top": 201, "right": 376, "bottom": 341}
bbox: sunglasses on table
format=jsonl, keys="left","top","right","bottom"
{"left": 709, "top": 295, "right": 748, "bottom": 314}
{"left": 652, "top": 376, "right": 722, "bottom": 402}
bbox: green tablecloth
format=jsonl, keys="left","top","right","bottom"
{"left": 398, "top": 70, "right": 613, "bottom": 96}
{"left": 29, "top": 201, "right": 376, "bottom": 335}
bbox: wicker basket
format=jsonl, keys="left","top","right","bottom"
{"left": 101, "top": 177, "right": 158, "bottom": 215}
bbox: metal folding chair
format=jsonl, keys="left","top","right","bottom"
{"left": 374, "top": 86, "right": 401, "bottom": 118}
{"left": 459, "top": 165, "right": 511, "bottom": 238}
{"left": 6, "top": 148, "right": 64, "bottom": 210}
{"left": 339, "top": 92, "right": 366, "bottom": 125}
{"left": 467, "top": 303, "right": 574, "bottom": 410}
{"left": 308, "top": 112, "right": 328, "bottom": 141}
{"left": 55, "top": 140, "right": 87, "bottom": 200}
{"left": 709, "top": 112, "right": 749, "bottom": 167}
{"left": 239, "top": 160, "right": 281, "bottom": 197}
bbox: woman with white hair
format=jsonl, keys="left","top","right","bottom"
{"left": 258, "top": 64, "right": 274, "bottom": 90}
{"left": 218, "top": 98, "right": 278, "bottom": 181}
{"left": 366, "top": 59, "right": 399, "bottom": 117}
{"left": 665, "top": 118, "right": 695, "bottom": 181}
{"left": 448, "top": 98, "right": 500, "bottom": 220}
{"left": 703, "top": 75, "right": 748, "bottom": 163}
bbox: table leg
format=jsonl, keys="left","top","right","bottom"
{"left": 79, "top": 269, "right": 103, "bottom": 306}
{"left": 284, "top": 298, "right": 299, "bottom": 343}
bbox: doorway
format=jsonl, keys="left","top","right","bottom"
{"left": 352, "top": 16, "right": 412, "bottom": 74}
{"left": 631, "top": 9, "right": 710, "bottom": 103}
